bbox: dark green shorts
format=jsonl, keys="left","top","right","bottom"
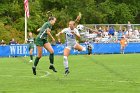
{"left": 29, "top": 44, "right": 34, "bottom": 51}
{"left": 35, "top": 37, "right": 48, "bottom": 46}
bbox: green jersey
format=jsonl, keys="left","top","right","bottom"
{"left": 27, "top": 37, "right": 34, "bottom": 44}
{"left": 27, "top": 37, "right": 34, "bottom": 47}
{"left": 37, "top": 22, "right": 52, "bottom": 39}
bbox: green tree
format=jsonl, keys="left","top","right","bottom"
{"left": 0, "top": 0, "right": 140, "bottom": 43}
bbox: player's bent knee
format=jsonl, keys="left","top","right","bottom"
{"left": 37, "top": 56, "right": 42, "bottom": 59}
{"left": 50, "top": 51, "right": 54, "bottom": 54}
{"left": 37, "top": 54, "right": 42, "bottom": 58}
{"left": 64, "top": 56, "right": 67, "bottom": 59}
{"left": 82, "top": 47, "right": 86, "bottom": 51}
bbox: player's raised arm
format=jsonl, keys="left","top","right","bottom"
{"left": 56, "top": 28, "right": 66, "bottom": 37}
{"left": 75, "top": 12, "right": 82, "bottom": 25}
{"left": 56, "top": 31, "right": 63, "bottom": 37}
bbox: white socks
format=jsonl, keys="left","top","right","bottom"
{"left": 63, "top": 56, "right": 69, "bottom": 69}
{"left": 63, "top": 47, "right": 86, "bottom": 70}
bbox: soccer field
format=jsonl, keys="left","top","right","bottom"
{"left": 0, "top": 54, "right": 140, "bottom": 93}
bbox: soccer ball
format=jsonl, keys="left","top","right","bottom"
{"left": 77, "top": 24, "right": 84, "bottom": 31}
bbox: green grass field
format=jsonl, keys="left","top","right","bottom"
{"left": 0, "top": 54, "right": 140, "bottom": 93}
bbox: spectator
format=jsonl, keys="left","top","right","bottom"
{"left": 102, "top": 27, "right": 109, "bottom": 38}
{"left": 117, "top": 30, "right": 123, "bottom": 41}
{"left": 108, "top": 26, "right": 115, "bottom": 36}
{"left": 98, "top": 27, "right": 103, "bottom": 32}
{"left": 126, "top": 30, "right": 132, "bottom": 39}
{"left": 85, "top": 41, "right": 92, "bottom": 55}
{"left": 56, "top": 38, "right": 62, "bottom": 44}
{"left": 95, "top": 36, "right": 102, "bottom": 43}
{"left": 87, "top": 44, "right": 92, "bottom": 55}
{"left": 9, "top": 38, "right": 17, "bottom": 45}
{"left": 133, "top": 27, "right": 139, "bottom": 38}
{"left": 16, "top": 41, "right": 20, "bottom": 45}
{"left": 108, "top": 34, "right": 113, "bottom": 43}
{"left": 0, "top": 40, "right": 6, "bottom": 46}
{"left": 122, "top": 27, "right": 127, "bottom": 36}
{"left": 127, "top": 21, "right": 132, "bottom": 31}
{"left": 114, "top": 30, "right": 118, "bottom": 40}
{"left": 97, "top": 27, "right": 103, "bottom": 37}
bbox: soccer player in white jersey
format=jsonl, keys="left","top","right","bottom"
{"left": 56, "top": 21, "right": 86, "bottom": 75}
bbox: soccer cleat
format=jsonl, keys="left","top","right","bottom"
{"left": 65, "top": 70, "right": 70, "bottom": 75}
{"left": 49, "top": 66, "right": 57, "bottom": 72}
{"left": 32, "top": 67, "right": 36, "bottom": 75}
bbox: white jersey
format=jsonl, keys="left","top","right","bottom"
{"left": 62, "top": 27, "right": 80, "bottom": 48}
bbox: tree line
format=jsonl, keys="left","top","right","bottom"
{"left": 0, "top": 0, "right": 140, "bottom": 43}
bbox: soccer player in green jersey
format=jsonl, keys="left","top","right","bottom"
{"left": 32, "top": 17, "right": 57, "bottom": 75}
{"left": 27, "top": 32, "right": 34, "bottom": 62}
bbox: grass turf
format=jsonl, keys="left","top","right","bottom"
{"left": 0, "top": 54, "right": 140, "bottom": 93}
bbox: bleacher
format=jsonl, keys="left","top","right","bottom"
{"left": 80, "top": 24, "right": 140, "bottom": 43}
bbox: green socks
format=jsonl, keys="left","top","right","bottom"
{"left": 33, "top": 54, "right": 54, "bottom": 67}
{"left": 49, "top": 53, "right": 54, "bottom": 65}
{"left": 30, "top": 55, "right": 33, "bottom": 60}
{"left": 34, "top": 57, "right": 40, "bottom": 67}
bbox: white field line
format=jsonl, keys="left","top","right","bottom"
{"left": 0, "top": 71, "right": 51, "bottom": 78}
{"left": 40, "top": 71, "right": 51, "bottom": 77}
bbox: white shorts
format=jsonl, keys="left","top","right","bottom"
{"left": 65, "top": 42, "right": 77, "bottom": 50}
